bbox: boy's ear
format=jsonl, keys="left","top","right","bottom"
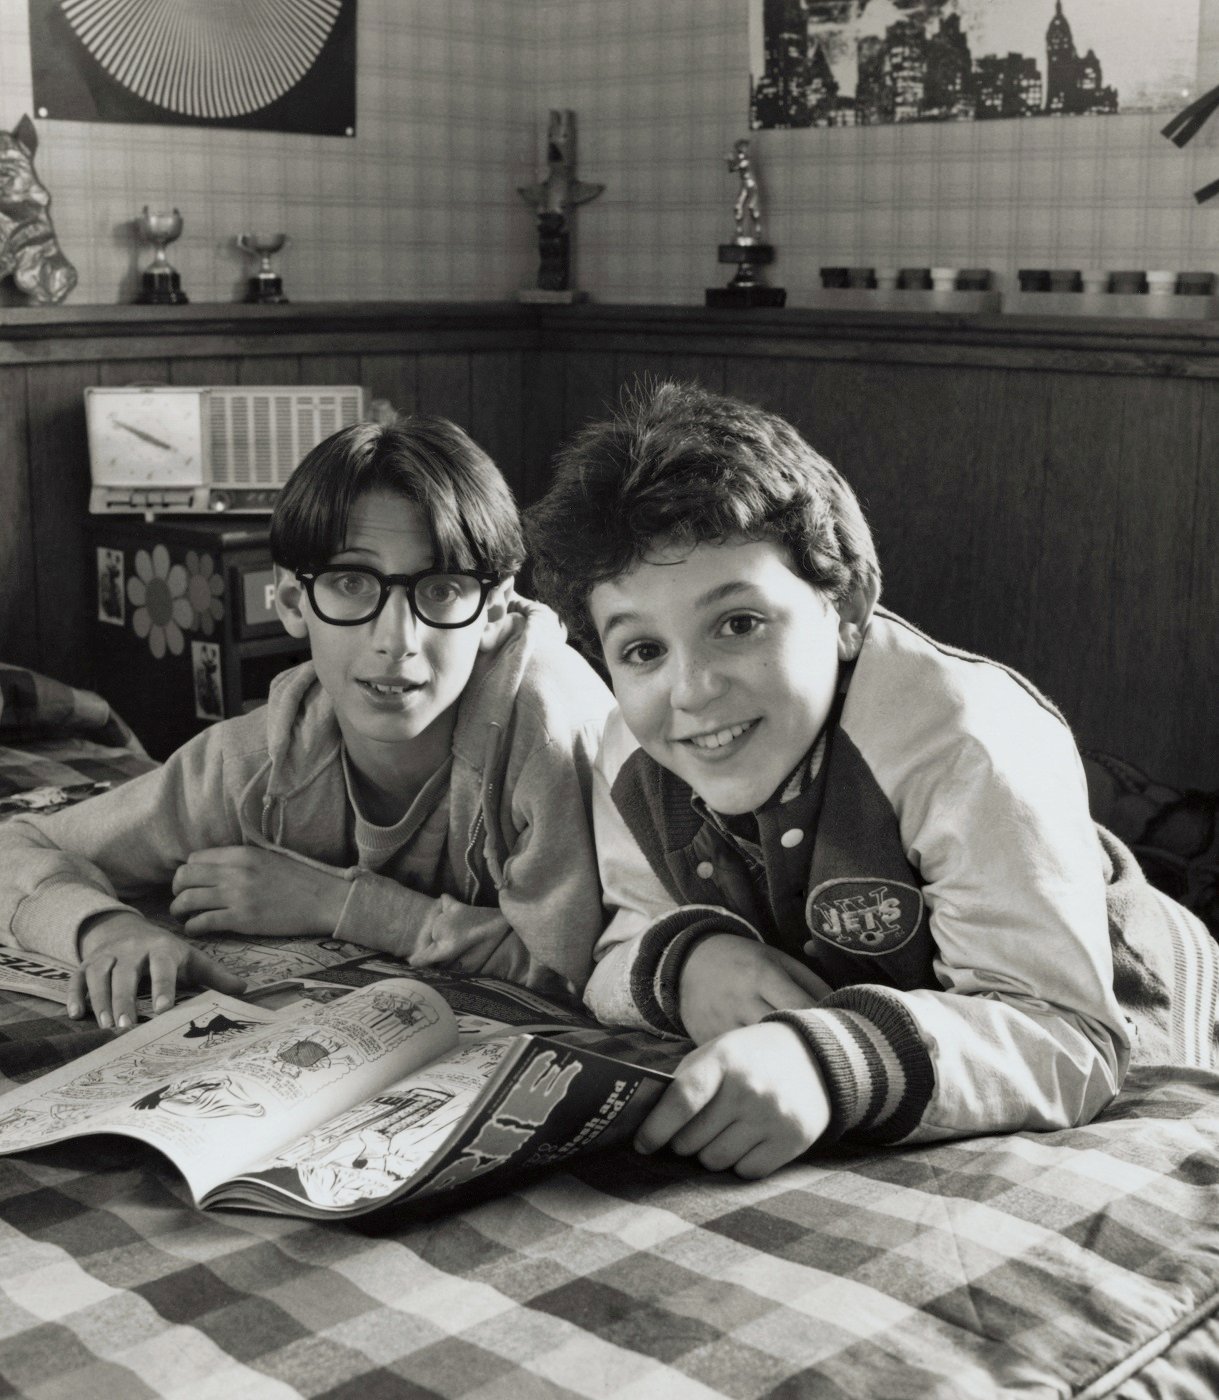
{"left": 836, "top": 574, "right": 880, "bottom": 662}
{"left": 272, "top": 565, "right": 310, "bottom": 639}
{"left": 478, "top": 575, "right": 516, "bottom": 653}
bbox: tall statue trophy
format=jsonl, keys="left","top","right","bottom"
{"left": 706, "top": 140, "right": 785, "bottom": 308}
{"left": 136, "top": 207, "right": 188, "bottom": 304}
{"left": 238, "top": 232, "right": 290, "bottom": 303}
{"left": 517, "top": 110, "right": 604, "bottom": 303}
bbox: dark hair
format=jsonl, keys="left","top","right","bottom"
{"left": 524, "top": 381, "right": 881, "bottom": 647}
{"left": 270, "top": 416, "right": 525, "bottom": 576}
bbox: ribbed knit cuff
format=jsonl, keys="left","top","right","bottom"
{"left": 765, "top": 987, "right": 935, "bottom": 1145}
{"left": 631, "top": 907, "right": 762, "bottom": 1036}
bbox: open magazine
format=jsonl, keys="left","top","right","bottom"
{"left": 0, "top": 955, "right": 682, "bottom": 1220}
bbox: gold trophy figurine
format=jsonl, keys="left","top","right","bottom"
{"left": 136, "top": 207, "right": 188, "bottom": 304}
{"left": 238, "top": 233, "right": 289, "bottom": 303}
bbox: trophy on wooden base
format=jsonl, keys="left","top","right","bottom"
{"left": 136, "top": 207, "right": 188, "bottom": 304}
{"left": 517, "top": 110, "right": 604, "bottom": 304}
{"left": 238, "top": 233, "right": 289, "bottom": 303}
{"left": 706, "top": 140, "right": 785, "bottom": 309}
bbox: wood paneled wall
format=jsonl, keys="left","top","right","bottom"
{"left": 2, "top": 302, "right": 1215, "bottom": 792}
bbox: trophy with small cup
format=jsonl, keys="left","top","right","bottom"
{"left": 136, "top": 207, "right": 188, "bottom": 304}
{"left": 238, "top": 233, "right": 290, "bottom": 304}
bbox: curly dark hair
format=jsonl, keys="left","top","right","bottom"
{"left": 524, "top": 380, "right": 881, "bottom": 648}
{"left": 270, "top": 415, "right": 524, "bottom": 577}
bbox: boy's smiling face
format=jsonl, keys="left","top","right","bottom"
{"left": 589, "top": 536, "right": 870, "bottom": 815}
{"left": 275, "top": 488, "right": 509, "bottom": 780}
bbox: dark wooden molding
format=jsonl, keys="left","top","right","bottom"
{"left": 5, "top": 299, "right": 1219, "bottom": 373}
{"left": 534, "top": 303, "right": 1219, "bottom": 376}
{"left": 0, "top": 300, "right": 540, "bottom": 365}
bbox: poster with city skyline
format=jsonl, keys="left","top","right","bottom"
{"left": 750, "top": 0, "right": 1199, "bottom": 128}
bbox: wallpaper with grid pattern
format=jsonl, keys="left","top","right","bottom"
{"left": 533, "top": 0, "right": 1219, "bottom": 305}
{"left": 0, "top": 0, "right": 540, "bottom": 305}
{"left": 4, "top": 0, "right": 1219, "bottom": 306}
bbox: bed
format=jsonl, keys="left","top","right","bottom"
{"left": 2, "top": 668, "right": 1218, "bottom": 1399}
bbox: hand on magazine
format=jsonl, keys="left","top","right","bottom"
{"left": 634, "top": 1021, "right": 830, "bottom": 1179}
{"left": 169, "top": 845, "right": 349, "bottom": 937}
{"left": 678, "top": 934, "right": 832, "bottom": 1044}
{"left": 72, "top": 911, "right": 246, "bottom": 1031}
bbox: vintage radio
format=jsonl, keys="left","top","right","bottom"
{"left": 85, "top": 384, "right": 367, "bottom": 516}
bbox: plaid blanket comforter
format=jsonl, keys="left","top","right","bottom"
{"left": 1, "top": 671, "right": 1218, "bottom": 1397}
{"left": 0, "top": 664, "right": 157, "bottom": 819}
{"left": 1, "top": 986, "right": 1218, "bottom": 1400}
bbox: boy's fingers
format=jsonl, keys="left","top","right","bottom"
{"left": 732, "top": 1140, "right": 790, "bottom": 1181}
{"left": 171, "top": 864, "right": 226, "bottom": 895}
{"left": 147, "top": 949, "right": 180, "bottom": 1014}
{"left": 180, "top": 910, "right": 236, "bottom": 937}
{"left": 169, "top": 886, "right": 226, "bottom": 918}
{"left": 84, "top": 957, "right": 116, "bottom": 1030}
{"left": 635, "top": 1055, "right": 723, "bottom": 1155}
{"left": 185, "top": 949, "right": 246, "bottom": 997}
{"left": 66, "top": 964, "right": 88, "bottom": 1019}
{"left": 109, "top": 959, "right": 142, "bottom": 1031}
{"left": 693, "top": 1122, "right": 764, "bottom": 1175}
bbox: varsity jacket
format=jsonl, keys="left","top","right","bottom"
{"left": 0, "top": 602, "right": 614, "bottom": 997}
{"left": 588, "top": 609, "right": 1219, "bottom": 1146}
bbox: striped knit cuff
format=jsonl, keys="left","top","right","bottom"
{"left": 630, "top": 907, "right": 762, "bottom": 1036}
{"left": 765, "top": 987, "right": 935, "bottom": 1145}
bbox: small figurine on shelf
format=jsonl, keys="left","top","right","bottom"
{"left": 0, "top": 115, "right": 77, "bottom": 305}
{"left": 706, "top": 138, "right": 785, "bottom": 308}
{"left": 517, "top": 109, "right": 604, "bottom": 303}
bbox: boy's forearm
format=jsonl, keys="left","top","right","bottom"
{"left": 586, "top": 904, "right": 763, "bottom": 1033}
{"left": 334, "top": 871, "right": 576, "bottom": 995}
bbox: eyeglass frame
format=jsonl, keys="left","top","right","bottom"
{"left": 294, "top": 564, "right": 502, "bottom": 629}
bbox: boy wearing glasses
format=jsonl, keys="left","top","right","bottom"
{"left": 0, "top": 417, "right": 614, "bottom": 1028}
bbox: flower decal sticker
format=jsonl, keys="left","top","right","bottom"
{"left": 184, "top": 550, "right": 225, "bottom": 635}
{"left": 127, "top": 544, "right": 192, "bottom": 659}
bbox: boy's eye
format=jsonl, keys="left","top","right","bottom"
{"left": 620, "top": 640, "right": 663, "bottom": 667}
{"left": 332, "top": 571, "right": 378, "bottom": 598}
{"left": 718, "top": 613, "right": 761, "bottom": 638}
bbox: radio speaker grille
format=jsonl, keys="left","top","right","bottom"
{"left": 208, "top": 388, "right": 364, "bottom": 488}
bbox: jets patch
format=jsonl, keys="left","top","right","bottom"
{"left": 805, "top": 878, "right": 923, "bottom": 956}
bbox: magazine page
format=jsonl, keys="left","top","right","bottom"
{"left": 314, "top": 955, "right": 599, "bottom": 1031}
{"left": 216, "top": 1034, "right": 522, "bottom": 1214}
{"left": 217, "top": 1032, "right": 675, "bottom": 1218}
{"left": 0, "top": 979, "right": 459, "bottom": 1202}
{"left": 123, "top": 891, "right": 370, "bottom": 991}
{"left": 0, "top": 945, "right": 77, "bottom": 1004}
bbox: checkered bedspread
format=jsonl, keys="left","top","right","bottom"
{"left": 0, "top": 664, "right": 157, "bottom": 819}
{"left": 2, "top": 985, "right": 1218, "bottom": 1399}
{"left": 2, "top": 672, "right": 1218, "bottom": 1397}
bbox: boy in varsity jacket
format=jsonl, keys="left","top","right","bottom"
{"left": 525, "top": 381, "right": 1218, "bottom": 1181}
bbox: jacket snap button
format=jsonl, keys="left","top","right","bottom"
{"left": 696, "top": 860, "right": 714, "bottom": 879}
{"left": 780, "top": 828, "right": 804, "bottom": 848}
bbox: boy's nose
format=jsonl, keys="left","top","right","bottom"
{"left": 669, "top": 651, "right": 725, "bottom": 710}
{"left": 371, "top": 585, "right": 420, "bottom": 654}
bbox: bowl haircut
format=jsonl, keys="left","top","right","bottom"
{"left": 270, "top": 417, "right": 525, "bottom": 577}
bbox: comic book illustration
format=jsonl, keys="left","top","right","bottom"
{"left": 0, "top": 979, "right": 459, "bottom": 1200}
{"left": 0, "top": 968, "right": 682, "bottom": 1220}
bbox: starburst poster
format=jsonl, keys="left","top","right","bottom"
{"left": 750, "top": 0, "right": 1199, "bottom": 129}
{"left": 30, "top": 0, "right": 357, "bottom": 136}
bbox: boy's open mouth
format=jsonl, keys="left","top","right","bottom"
{"left": 358, "top": 678, "right": 423, "bottom": 698}
{"left": 679, "top": 718, "right": 759, "bottom": 753}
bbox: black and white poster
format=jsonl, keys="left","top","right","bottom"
{"left": 30, "top": 0, "right": 357, "bottom": 136}
{"left": 750, "top": 0, "right": 1199, "bottom": 128}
